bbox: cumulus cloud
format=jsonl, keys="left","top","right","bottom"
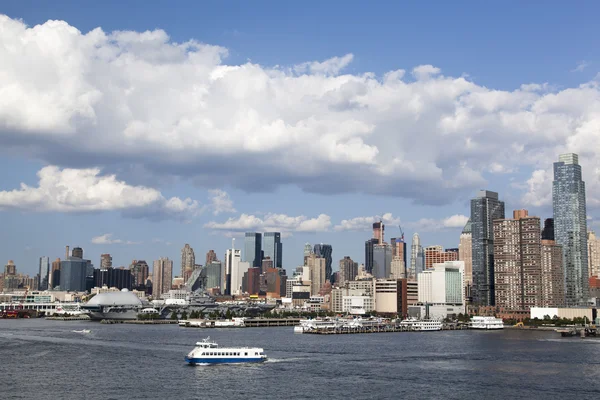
{"left": 409, "top": 214, "right": 470, "bottom": 232}
{"left": 2, "top": 15, "right": 600, "bottom": 206}
{"left": 91, "top": 233, "right": 140, "bottom": 245}
{"left": 0, "top": 165, "right": 201, "bottom": 219}
{"left": 205, "top": 213, "right": 332, "bottom": 235}
{"left": 334, "top": 213, "right": 401, "bottom": 231}
{"left": 208, "top": 189, "right": 236, "bottom": 215}
{"left": 571, "top": 61, "right": 589, "bottom": 72}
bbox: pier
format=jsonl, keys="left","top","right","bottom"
{"left": 46, "top": 315, "right": 91, "bottom": 321}
{"left": 100, "top": 319, "right": 178, "bottom": 324}
{"left": 555, "top": 326, "right": 597, "bottom": 337}
{"left": 243, "top": 318, "right": 301, "bottom": 327}
{"left": 300, "top": 323, "right": 467, "bottom": 335}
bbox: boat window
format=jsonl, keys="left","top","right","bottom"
{"left": 245, "top": 352, "right": 248, "bottom": 356}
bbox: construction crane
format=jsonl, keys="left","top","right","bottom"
{"left": 398, "top": 224, "right": 404, "bottom": 242}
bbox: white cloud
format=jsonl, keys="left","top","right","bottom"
{"left": 205, "top": 213, "right": 331, "bottom": 235}
{"left": 409, "top": 214, "right": 470, "bottom": 232}
{"left": 0, "top": 165, "right": 201, "bottom": 219}
{"left": 571, "top": 60, "right": 590, "bottom": 72}
{"left": 91, "top": 233, "right": 140, "bottom": 245}
{"left": 334, "top": 213, "right": 401, "bottom": 231}
{"left": 2, "top": 16, "right": 600, "bottom": 206}
{"left": 208, "top": 189, "right": 236, "bottom": 215}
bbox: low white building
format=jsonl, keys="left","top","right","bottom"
{"left": 342, "top": 295, "right": 374, "bottom": 315}
{"left": 418, "top": 261, "right": 465, "bottom": 305}
{"left": 530, "top": 307, "right": 593, "bottom": 320}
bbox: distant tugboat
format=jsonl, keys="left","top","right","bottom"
{"left": 185, "top": 337, "right": 267, "bottom": 365}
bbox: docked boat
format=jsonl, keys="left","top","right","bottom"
{"left": 399, "top": 317, "right": 442, "bottom": 331}
{"left": 185, "top": 337, "right": 267, "bottom": 365}
{"left": 469, "top": 316, "right": 504, "bottom": 330}
{"left": 294, "top": 317, "right": 343, "bottom": 333}
{"left": 72, "top": 329, "right": 91, "bottom": 334}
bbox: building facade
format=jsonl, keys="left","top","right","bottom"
{"left": 471, "top": 190, "right": 505, "bottom": 306}
{"left": 130, "top": 260, "right": 149, "bottom": 289}
{"left": 588, "top": 231, "right": 600, "bottom": 278}
{"left": 418, "top": 261, "right": 465, "bottom": 306}
{"left": 409, "top": 233, "right": 423, "bottom": 280}
{"left": 305, "top": 253, "right": 326, "bottom": 296}
{"left": 553, "top": 153, "right": 589, "bottom": 306}
{"left": 313, "top": 244, "right": 333, "bottom": 283}
{"left": 458, "top": 219, "right": 473, "bottom": 288}
{"left": 263, "top": 232, "right": 282, "bottom": 269}
{"left": 338, "top": 256, "right": 358, "bottom": 284}
{"left": 424, "top": 245, "right": 459, "bottom": 270}
{"left": 205, "top": 261, "right": 221, "bottom": 291}
{"left": 373, "top": 243, "right": 392, "bottom": 279}
{"left": 38, "top": 256, "right": 50, "bottom": 290}
{"left": 244, "top": 232, "right": 262, "bottom": 268}
{"left": 152, "top": 257, "right": 173, "bottom": 298}
{"left": 181, "top": 244, "right": 195, "bottom": 283}
{"left": 541, "top": 240, "right": 566, "bottom": 307}
{"left": 100, "top": 254, "right": 112, "bottom": 269}
{"left": 364, "top": 238, "right": 379, "bottom": 275}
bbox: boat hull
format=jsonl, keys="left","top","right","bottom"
{"left": 185, "top": 356, "right": 266, "bottom": 364}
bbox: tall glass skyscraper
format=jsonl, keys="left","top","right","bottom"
{"left": 313, "top": 244, "right": 333, "bottom": 282}
{"left": 471, "top": 190, "right": 505, "bottom": 306}
{"left": 409, "top": 233, "right": 424, "bottom": 280}
{"left": 244, "top": 232, "right": 262, "bottom": 268}
{"left": 263, "top": 232, "right": 282, "bottom": 269}
{"left": 553, "top": 153, "right": 589, "bottom": 306}
{"left": 38, "top": 256, "right": 49, "bottom": 290}
{"left": 373, "top": 243, "right": 392, "bottom": 279}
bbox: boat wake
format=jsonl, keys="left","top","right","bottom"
{"left": 265, "top": 357, "right": 304, "bottom": 363}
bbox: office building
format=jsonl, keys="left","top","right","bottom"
{"left": 471, "top": 190, "right": 505, "bottom": 306}
{"left": 424, "top": 245, "right": 459, "bottom": 270}
{"left": 338, "top": 256, "right": 358, "bottom": 284}
{"left": 303, "top": 243, "right": 313, "bottom": 264}
{"left": 364, "top": 238, "right": 379, "bottom": 274}
{"left": 418, "top": 261, "right": 465, "bottom": 306}
{"left": 242, "top": 267, "right": 261, "bottom": 295}
{"left": 205, "top": 261, "right": 222, "bottom": 291}
{"left": 409, "top": 233, "right": 424, "bottom": 280}
{"left": 231, "top": 261, "right": 250, "bottom": 295}
{"left": 224, "top": 243, "right": 241, "bottom": 296}
{"left": 72, "top": 247, "right": 83, "bottom": 259}
{"left": 373, "top": 221, "right": 384, "bottom": 243}
{"left": 49, "top": 258, "right": 61, "bottom": 289}
{"left": 542, "top": 218, "right": 554, "bottom": 241}
{"left": 130, "top": 260, "right": 149, "bottom": 288}
{"left": 313, "top": 244, "right": 333, "bottom": 282}
{"left": 244, "top": 232, "right": 262, "bottom": 268}
{"left": 38, "top": 256, "right": 50, "bottom": 290}
{"left": 373, "top": 243, "right": 392, "bottom": 279}
{"left": 553, "top": 153, "right": 589, "bottom": 306}
{"left": 374, "top": 279, "right": 409, "bottom": 317}
{"left": 264, "top": 267, "right": 287, "bottom": 298}
{"left": 181, "top": 244, "right": 195, "bottom": 283}
{"left": 93, "top": 267, "right": 133, "bottom": 290}
{"left": 60, "top": 255, "right": 93, "bottom": 292}
{"left": 261, "top": 256, "right": 274, "bottom": 273}
{"left": 152, "top": 257, "right": 173, "bottom": 298}
{"left": 390, "top": 238, "right": 407, "bottom": 267}
{"left": 4, "top": 260, "right": 16, "bottom": 276}
{"left": 459, "top": 219, "right": 473, "bottom": 294}
{"left": 390, "top": 256, "right": 406, "bottom": 279}
{"left": 263, "top": 232, "right": 282, "bottom": 269}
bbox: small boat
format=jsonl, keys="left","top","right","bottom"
{"left": 185, "top": 337, "right": 267, "bottom": 365}
{"left": 72, "top": 329, "right": 91, "bottom": 334}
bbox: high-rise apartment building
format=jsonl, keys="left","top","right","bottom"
{"left": 338, "top": 256, "right": 358, "bottom": 284}
{"left": 244, "top": 232, "right": 262, "bottom": 268}
{"left": 409, "top": 233, "right": 424, "bottom": 280}
{"left": 424, "top": 245, "right": 459, "bottom": 270}
{"left": 373, "top": 243, "right": 392, "bottom": 279}
{"left": 152, "top": 257, "right": 173, "bottom": 298}
{"left": 459, "top": 219, "right": 473, "bottom": 288}
{"left": 181, "top": 244, "right": 195, "bottom": 282}
{"left": 4, "top": 260, "right": 16, "bottom": 276}
{"left": 205, "top": 250, "right": 218, "bottom": 266}
{"left": 263, "top": 232, "right": 282, "bottom": 269}
{"left": 471, "top": 190, "right": 505, "bottom": 306}
{"left": 313, "top": 244, "right": 332, "bottom": 282}
{"left": 493, "top": 211, "right": 543, "bottom": 310}
{"left": 130, "top": 260, "right": 149, "bottom": 288}
{"left": 390, "top": 256, "right": 406, "bottom": 279}
{"left": 305, "top": 253, "right": 326, "bottom": 296}
{"left": 390, "top": 238, "right": 407, "bottom": 267}
{"left": 242, "top": 267, "right": 261, "bottom": 295}
{"left": 588, "top": 231, "right": 600, "bottom": 278}
{"left": 38, "top": 256, "right": 50, "bottom": 290}
{"left": 541, "top": 240, "right": 565, "bottom": 307}
{"left": 553, "top": 153, "right": 589, "bottom": 306}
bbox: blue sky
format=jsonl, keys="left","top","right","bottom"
{"left": 1, "top": 1, "right": 600, "bottom": 276}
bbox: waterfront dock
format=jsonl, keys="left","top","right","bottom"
{"left": 178, "top": 318, "right": 301, "bottom": 328}
{"left": 46, "top": 316, "right": 91, "bottom": 321}
{"left": 100, "top": 319, "right": 178, "bottom": 324}
{"left": 300, "top": 322, "right": 467, "bottom": 335}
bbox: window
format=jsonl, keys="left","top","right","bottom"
{"left": 245, "top": 352, "right": 248, "bottom": 356}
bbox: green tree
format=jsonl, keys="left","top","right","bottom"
{"left": 170, "top": 311, "right": 179, "bottom": 320}
{"left": 180, "top": 311, "right": 188, "bottom": 320}
{"left": 199, "top": 311, "right": 205, "bottom": 319}
{"left": 225, "top": 309, "right": 232, "bottom": 319}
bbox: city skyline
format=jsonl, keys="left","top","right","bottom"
{"left": 1, "top": 3, "right": 600, "bottom": 276}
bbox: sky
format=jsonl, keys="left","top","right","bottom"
{"left": 1, "top": 1, "right": 600, "bottom": 276}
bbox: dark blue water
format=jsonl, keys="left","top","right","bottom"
{"left": 0, "top": 319, "right": 599, "bottom": 399}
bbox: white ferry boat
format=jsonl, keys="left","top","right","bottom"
{"left": 185, "top": 337, "right": 267, "bottom": 365}
{"left": 399, "top": 317, "right": 442, "bottom": 331}
{"left": 469, "top": 316, "right": 504, "bottom": 330}
{"left": 294, "top": 318, "right": 343, "bottom": 333}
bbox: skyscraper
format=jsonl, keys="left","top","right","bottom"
{"left": 263, "top": 232, "right": 282, "bottom": 269}
{"left": 305, "top": 253, "right": 326, "bottom": 296}
{"left": 100, "top": 254, "right": 112, "bottom": 269}
{"left": 313, "top": 244, "right": 332, "bottom": 282}
{"left": 224, "top": 240, "right": 241, "bottom": 295}
{"left": 373, "top": 243, "right": 392, "bottom": 279}
{"left": 373, "top": 221, "right": 384, "bottom": 243}
{"left": 424, "top": 245, "right": 459, "bottom": 270}
{"left": 181, "top": 244, "right": 195, "bottom": 282}
{"left": 553, "top": 153, "right": 589, "bottom": 306}
{"left": 338, "top": 256, "right": 358, "bottom": 284}
{"left": 72, "top": 247, "right": 83, "bottom": 259}
{"left": 471, "top": 190, "right": 505, "bottom": 306}
{"left": 244, "top": 232, "right": 262, "bottom": 268}
{"left": 130, "top": 260, "right": 149, "bottom": 288}
{"left": 49, "top": 258, "right": 61, "bottom": 289}
{"left": 541, "top": 240, "right": 565, "bottom": 307}
{"left": 458, "top": 219, "right": 473, "bottom": 289}
{"left": 152, "top": 257, "right": 173, "bottom": 298}
{"left": 38, "top": 256, "right": 49, "bottom": 290}
{"left": 205, "top": 250, "right": 218, "bottom": 266}
{"left": 364, "top": 238, "right": 379, "bottom": 274}
{"left": 542, "top": 218, "right": 554, "bottom": 240}
{"left": 409, "top": 233, "right": 423, "bottom": 280}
